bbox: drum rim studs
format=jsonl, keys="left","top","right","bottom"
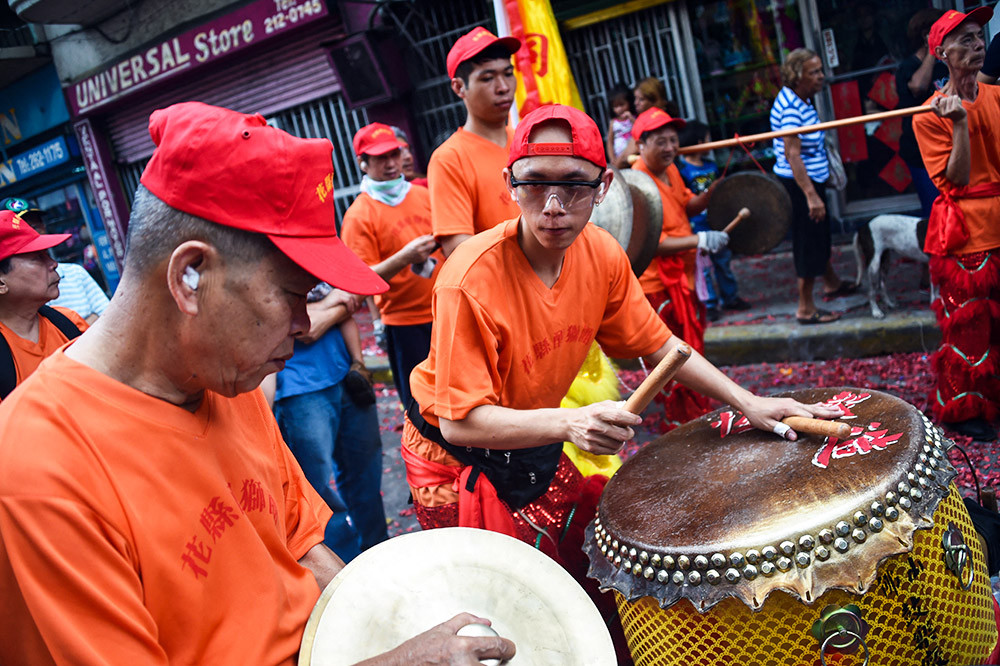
{"left": 835, "top": 521, "right": 850, "bottom": 537}
{"left": 853, "top": 511, "right": 867, "bottom": 527}
{"left": 760, "top": 561, "right": 775, "bottom": 576}
{"left": 662, "top": 555, "right": 675, "bottom": 571}
{"left": 910, "top": 487, "right": 923, "bottom": 502}
{"left": 818, "top": 530, "right": 834, "bottom": 545}
{"left": 885, "top": 491, "right": 898, "bottom": 506}
{"left": 868, "top": 517, "right": 884, "bottom": 533}
{"left": 629, "top": 547, "right": 637, "bottom": 560}
{"left": 671, "top": 570, "right": 685, "bottom": 585}
{"left": 795, "top": 552, "right": 810, "bottom": 568}
{"left": 885, "top": 506, "right": 900, "bottom": 521}
{"left": 742, "top": 564, "right": 758, "bottom": 580}
{"left": 745, "top": 549, "right": 761, "bottom": 565}
{"left": 706, "top": 569, "right": 721, "bottom": 585}
{"left": 798, "top": 535, "right": 815, "bottom": 551}
{"left": 656, "top": 570, "right": 669, "bottom": 584}
{"left": 623, "top": 559, "right": 631, "bottom": 571}
{"left": 677, "top": 555, "right": 691, "bottom": 571}
{"left": 631, "top": 563, "right": 642, "bottom": 576}
{"left": 724, "top": 567, "right": 740, "bottom": 583}
{"left": 870, "top": 501, "right": 885, "bottom": 517}
{"left": 815, "top": 545, "right": 831, "bottom": 561}
{"left": 776, "top": 557, "right": 792, "bottom": 572}
{"left": 834, "top": 538, "right": 850, "bottom": 553}
{"left": 688, "top": 571, "right": 702, "bottom": 586}
{"left": 650, "top": 553, "right": 662, "bottom": 568}
{"left": 639, "top": 551, "right": 649, "bottom": 565}
{"left": 710, "top": 553, "right": 726, "bottom": 568}
{"left": 729, "top": 552, "right": 745, "bottom": 568}
{"left": 761, "top": 545, "right": 778, "bottom": 560}
{"left": 694, "top": 555, "right": 709, "bottom": 570}
{"left": 899, "top": 496, "right": 912, "bottom": 510}
{"left": 852, "top": 528, "right": 866, "bottom": 543}
{"left": 779, "top": 540, "right": 795, "bottom": 556}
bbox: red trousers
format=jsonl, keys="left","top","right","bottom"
{"left": 929, "top": 251, "right": 1000, "bottom": 422}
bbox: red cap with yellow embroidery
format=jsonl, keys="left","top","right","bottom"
{"left": 507, "top": 104, "right": 607, "bottom": 168}
{"left": 928, "top": 7, "right": 992, "bottom": 57}
{"left": 140, "top": 102, "right": 387, "bottom": 295}
{"left": 0, "top": 210, "right": 69, "bottom": 262}
{"left": 631, "top": 107, "right": 687, "bottom": 141}
{"left": 446, "top": 26, "right": 520, "bottom": 79}
{"left": 353, "top": 123, "right": 403, "bottom": 157}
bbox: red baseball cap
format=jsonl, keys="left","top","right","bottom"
{"left": 507, "top": 104, "right": 607, "bottom": 169}
{"left": 353, "top": 123, "right": 403, "bottom": 157}
{"left": 631, "top": 108, "right": 687, "bottom": 141}
{"left": 929, "top": 7, "right": 993, "bottom": 56}
{"left": 140, "top": 102, "right": 387, "bottom": 295}
{"left": 0, "top": 210, "right": 69, "bottom": 262}
{"left": 446, "top": 26, "right": 520, "bottom": 79}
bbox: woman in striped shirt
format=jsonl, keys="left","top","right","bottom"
{"left": 770, "top": 48, "right": 855, "bottom": 325}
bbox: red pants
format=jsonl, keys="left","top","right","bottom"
{"left": 645, "top": 286, "right": 711, "bottom": 430}
{"left": 929, "top": 251, "right": 1000, "bottom": 422}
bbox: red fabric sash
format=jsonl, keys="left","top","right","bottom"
{"left": 926, "top": 182, "right": 1000, "bottom": 255}
{"left": 400, "top": 442, "right": 518, "bottom": 537}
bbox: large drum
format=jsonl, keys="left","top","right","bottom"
{"left": 301, "top": 527, "right": 616, "bottom": 665}
{"left": 586, "top": 388, "right": 997, "bottom": 665}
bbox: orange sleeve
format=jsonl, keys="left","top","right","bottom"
{"left": 340, "top": 199, "right": 381, "bottom": 267}
{"left": 428, "top": 146, "right": 476, "bottom": 239}
{"left": 425, "top": 285, "right": 501, "bottom": 421}
{"left": 252, "top": 391, "right": 331, "bottom": 559}
{"left": 596, "top": 241, "right": 671, "bottom": 358}
{"left": 0, "top": 494, "right": 169, "bottom": 664}
{"left": 913, "top": 100, "right": 952, "bottom": 183}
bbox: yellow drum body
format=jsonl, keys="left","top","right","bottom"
{"left": 616, "top": 486, "right": 996, "bottom": 665}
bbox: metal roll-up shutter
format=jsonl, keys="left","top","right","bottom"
{"left": 106, "top": 20, "right": 344, "bottom": 165}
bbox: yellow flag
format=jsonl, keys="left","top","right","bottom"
{"left": 500, "top": 0, "right": 584, "bottom": 114}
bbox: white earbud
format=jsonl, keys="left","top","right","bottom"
{"left": 183, "top": 266, "right": 200, "bottom": 291}
{"left": 597, "top": 183, "right": 606, "bottom": 197}
{"left": 361, "top": 160, "right": 369, "bottom": 170}
{"left": 510, "top": 191, "right": 517, "bottom": 201}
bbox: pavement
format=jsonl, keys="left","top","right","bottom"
{"left": 356, "top": 235, "right": 960, "bottom": 538}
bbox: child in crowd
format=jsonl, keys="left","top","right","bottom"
{"left": 604, "top": 83, "right": 635, "bottom": 163}
{"left": 677, "top": 120, "right": 750, "bottom": 321}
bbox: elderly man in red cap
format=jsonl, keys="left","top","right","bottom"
{"left": 0, "top": 210, "right": 87, "bottom": 399}
{"left": 631, "top": 106, "right": 727, "bottom": 427}
{"left": 0, "top": 102, "right": 515, "bottom": 666}
{"left": 341, "top": 122, "right": 442, "bottom": 409}
{"left": 401, "top": 103, "right": 837, "bottom": 575}
{"left": 428, "top": 27, "right": 522, "bottom": 257}
{"left": 913, "top": 6, "right": 1000, "bottom": 442}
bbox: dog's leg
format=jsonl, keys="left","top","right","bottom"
{"left": 868, "top": 247, "right": 884, "bottom": 318}
{"left": 881, "top": 251, "right": 897, "bottom": 309}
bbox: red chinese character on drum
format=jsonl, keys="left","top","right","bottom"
{"left": 822, "top": 390, "right": 873, "bottom": 418}
{"left": 709, "top": 409, "right": 754, "bottom": 438}
{"left": 811, "top": 421, "right": 904, "bottom": 469}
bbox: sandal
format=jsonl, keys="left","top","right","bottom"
{"left": 823, "top": 282, "right": 858, "bottom": 298}
{"left": 796, "top": 309, "right": 841, "bottom": 325}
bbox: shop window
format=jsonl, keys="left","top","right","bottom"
{"left": 689, "top": 0, "right": 806, "bottom": 170}
{"left": 817, "top": 0, "right": 937, "bottom": 204}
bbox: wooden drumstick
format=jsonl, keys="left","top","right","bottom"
{"left": 723, "top": 207, "right": 751, "bottom": 234}
{"left": 624, "top": 344, "right": 691, "bottom": 414}
{"left": 781, "top": 416, "right": 852, "bottom": 439}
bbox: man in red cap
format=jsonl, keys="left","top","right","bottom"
{"left": 400, "top": 104, "right": 839, "bottom": 592}
{"left": 631, "top": 106, "right": 727, "bottom": 427}
{"left": 913, "top": 6, "right": 1000, "bottom": 442}
{"left": 428, "top": 26, "right": 522, "bottom": 257}
{"left": 0, "top": 209, "right": 87, "bottom": 399}
{"left": 342, "top": 122, "right": 442, "bottom": 409}
{"left": 0, "top": 102, "right": 515, "bottom": 666}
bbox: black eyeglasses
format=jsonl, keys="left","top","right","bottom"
{"left": 509, "top": 175, "right": 603, "bottom": 210}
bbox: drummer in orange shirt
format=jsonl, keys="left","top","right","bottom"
{"left": 0, "top": 209, "right": 87, "bottom": 399}
{"left": 428, "top": 27, "right": 522, "bottom": 257}
{"left": 401, "top": 104, "right": 840, "bottom": 586}
{"left": 341, "top": 122, "right": 443, "bottom": 409}
{"left": 631, "top": 107, "right": 728, "bottom": 427}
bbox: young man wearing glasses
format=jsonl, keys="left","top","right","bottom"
{"left": 399, "top": 105, "right": 838, "bottom": 588}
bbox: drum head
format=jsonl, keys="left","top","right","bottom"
{"left": 705, "top": 172, "right": 791, "bottom": 255}
{"left": 587, "top": 388, "right": 957, "bottom": 612}
{"left": 301, "top": 527, "right": 615, "bottom": 665}
{"left": 590, "top": 168, "right": 660, "bottom": 277}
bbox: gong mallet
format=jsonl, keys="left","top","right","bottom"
{"left": 723, "top": 207, "right": 751, "bottom": 234}
{"left": 780, "top": 416, "right": 852, "bottom": 440}
{"left": 624, "top": 344, "right": 692, "bottom": 414}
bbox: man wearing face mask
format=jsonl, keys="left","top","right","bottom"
{"left": 341, "top": 123, "right": 442, "bottom": 410}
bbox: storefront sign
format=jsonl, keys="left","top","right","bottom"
{"left": 68, "top": 0, "right": 328, "bottom": 116}
{"left": 0, "top": 137, "right": 71, "bottom": 187}
{"left": 92, "top": 229, "right": 121, "bottom": 291}
{"left": 74, "top": 119, "right": 127, "bottom": 266}
{"left": 822, "top": 29, "right": 839, "bottom": 69}
{"left": 1, "top": 66, "right": 71, "bottom": 148}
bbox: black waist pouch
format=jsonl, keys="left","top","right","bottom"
{"left": 407, "top": 401, "right": 562, "bottom": 509}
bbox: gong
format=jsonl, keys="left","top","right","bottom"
{"left": 590, "top": 168, "right": 661, "bottom": 276}
{"left": 706, "top": 172, "right": 791, "bottom": 255}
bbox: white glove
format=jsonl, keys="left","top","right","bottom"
{"left": 697, "top": 230, "right": 729, "bottom": 254}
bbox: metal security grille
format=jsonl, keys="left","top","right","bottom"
{"left": 564, "top": 4, "right": 691, "bottom": 134}
{"left": 116, "top": 93, "right": 367, "bottom": 222}
{"left": 403, "top": 0, "right": 497, "bottom": 158}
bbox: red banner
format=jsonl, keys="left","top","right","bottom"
{"left": 831, "top": 81, "right": 868, "bottom": 163}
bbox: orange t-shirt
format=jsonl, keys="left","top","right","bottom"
{"left": 409, "top": 219, "right": 670, "bottom": 426}
{"left": 0, "top": 351, "right": 332, "bottom": 665}
{"left": 427, "top": 126, "right": 521, "bottom": 239}
{"left": 0, "top": 306, "right": 87, "bottom": 391}
{"left": 913, "top": 84, "right": 1000, "bottom": 254}
{"left": 632, "top": 158, "right": 696, "bottom": 293}
{"left": 341, "top": 187, "right": 443, "bottom": 326}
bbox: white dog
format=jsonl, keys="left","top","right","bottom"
{"left": 852, "top": 214, "right": 936, "bottom": 319}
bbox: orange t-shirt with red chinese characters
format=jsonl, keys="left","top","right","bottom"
{"left": 913, "top": 84, "right": 1000, "bottom": 255}
{"left": 632, "top": 158, "right": 697, "bottom": 293}
{"left": 0, "top": 306, "right": 87, "bottom": 392}
{"left": 427, "top": 127, "right": 521, "bottom": 239}
{"left": 409, "top": 219, "right": 670, "bottom": 426}
{"left": 341, "top": 187, "right": 442, "bottom": 326}
{"left": 0, "top": 350, "right": 332, "bottom": 666}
